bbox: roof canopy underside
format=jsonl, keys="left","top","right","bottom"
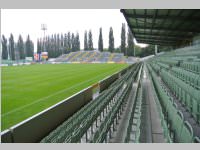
{"left": 121, "top": 9, "right": 200, "bottom": 46}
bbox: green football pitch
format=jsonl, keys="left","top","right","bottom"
{"left": 1, "top": 63, "right": 128, "bottom": 130}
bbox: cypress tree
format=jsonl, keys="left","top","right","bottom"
{"left": 67, "top": 32, "right": 71, "bottom": 51}
{"left": 88, "top": 30, "right": 93, "bottom": 50}
{"left": 60, "top": 33, "right": 64, "bottom": 54}
{"left": 76, "top": 33, "right": 80, "bottom": 51}
{"left": 98, "top": 27, "right": 103, "bottom": 52}
{"left": 53, "top": 34, "right": 57, "bottom": 57}
{"left": 9, "top": 34, "right": 15, "bottom": 60}
{"left": 64, "top": 33, "right": 68, "bottom": 54}
{"left": 25, "top": 35, "right": 34, "bottom": 58}
{"left": 71, "top": 33, "right": 75, "bottom": 51}
{"left": 37, "top": 38, "right": 42, "bottom": 54}
{"left": 1, "top": 35, "right": 8, "bottom": 59}
{"left": 17, "top": 35, "right": 25, "bottom": 59}
{"left": 84, "top": 31, "right": 88, "bottom": 50}
{"left": 121, "top": 23, "right": 126, "bottom": 55}
{"left": 127, "top": 28, "right": 134, "bottom": 56}
{"left": 109, "top": 27, "right": 114, "bottom": 53}
{"left": 56, "top": 34, "right": 60, "bottom": 56}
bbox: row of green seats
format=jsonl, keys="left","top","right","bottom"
{"left": 147, "top": 64, "right": 172, "bottom": 142}
{"left": 150, "top": 62, "right": 199, "bottom": 123}
{"left": 124, "top": 62, "right": 143, "bottom": 143}
{"left": 157, "top": 58, "right": 178, "bottom": 66}
{"left": 148, "top": 64, "right": 199, "bottom": 143}
{"left": 180, "top": 61, "right": 200, "bottom": 74}
{"left": 160, "top": 69, "right": 200, "bottom": 124}
{"left": 91, "top": 81, "right": 132, "bottom": 143}
{"left": 170, "top": 66, "right": 200, "bottom": 90}
{"left": 92, "top": 66, "right": 141, "bottom": 143}
{"left": 156, "top": 62, "right": 169, "bottom": 70}
{"left": 124, "top": 82, "right": 142, "bottom": 143}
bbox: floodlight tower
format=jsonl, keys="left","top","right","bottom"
{"left": 41, "top": 24, "right": 47, "bottom": 52}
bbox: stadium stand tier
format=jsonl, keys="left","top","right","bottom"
{"left": 146, "top": 45, "right": 200, "bottom": 143}
{"left": 54, "top": 51, "right": 133, "bottom": 64}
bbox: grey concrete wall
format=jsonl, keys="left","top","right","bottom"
{"left": 1, "top": 130, "right": 13, "bottom": 143}
{"left": 99, "top": 73, "right": 119, "bottom": 92}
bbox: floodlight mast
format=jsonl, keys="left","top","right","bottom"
{"left": 41, "top": 24, "right": 47, "bottom": 52}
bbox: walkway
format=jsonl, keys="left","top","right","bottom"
{"left": 139, "top": 64, "right": 166, "bottom": 143}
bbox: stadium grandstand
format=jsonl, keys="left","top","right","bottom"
{"left": 54, "top": 51, "right": 129, "bottom": 63}
{"left": 1, "top": 9, "right": 200, "bottom": 143}
{"left": 0, "top": 51, "right": 137, "bottom": 66}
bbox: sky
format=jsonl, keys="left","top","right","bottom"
{"left": 1, "top": 9, "right": 147, "bottom": 52}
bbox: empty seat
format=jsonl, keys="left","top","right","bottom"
{"left": 179, "top": 121, "right": 194, "bottom": 143}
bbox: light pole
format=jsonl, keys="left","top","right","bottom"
{"left": 155, "top": 45, "right": 158, "bottom": 55}
{"left": 41, "top": 24, "right": 47, "bottom": 52}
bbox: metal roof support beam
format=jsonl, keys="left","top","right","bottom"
{"left": 137, "top": 38, "right": 176, "bottom": 44}
{"left": 150, "top": 9, "right": 158, "bottom": 35}
{"left": 135, "top": 35, "right": 190, "bottom": 41}
{"left": 134, "top": 32, "right": 193, "bottom": 39}
{"left": 123, "top": 14, "right": 200, "bottom": 21}
{"left": 138, "top": 41, "right": 176, "bottom": 46}
{"left": 131, "top": 26, "right": 200, "bottom": 33}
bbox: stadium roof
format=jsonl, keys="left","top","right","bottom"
{"left": 121, "top": 9, "right": 200, "bottom": 46}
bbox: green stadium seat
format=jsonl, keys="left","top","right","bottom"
{"left": 170, "top": 110, "right": 184, "bottom": 142}
{"left": 194, "top": 136, "right": 200, "bottom": 143}
{"left": 179, "top": 121, "right": 194, "bottom": 143}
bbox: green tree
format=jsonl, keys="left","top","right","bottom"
{"left": 88, "top": 30, "right": 93, "bottom": 50}
{"left": 25, "top": 35, "right": 34, "bottom": 58}
{"left": 56, "top": 34, "right": 60, "bottom": 56}
{"left": 18, "top": 35, "right": 25, "bottom": 59}
{"left": 71, "top": 33, "right": 75, "bottom": 51}
{"left": 67, "top": 32, "right": 71, "bottom": 51}
{"left": 64, "top": 33, "right": 68, "bottom": 54}
{"left": 121, "top": 23, "right": 126, "bottom": 55}
{"left": 84, "top": 31, "right": 88, "bottom": 50}
{"left": 134, "top": 45, "right": 142, "bottom": 57}
{"left": 127, "top": 28, "right": 134, "bottom": 56}
{"left": 76, "top": 33, "right": 80, "bottom": 51}
{"left": 139, "top": 45, "right": 155, "bottom": 57}
{"left": 60, "top": 33, "right": 64, "bottom": 54}
{"left": 46, "top": 36, "right": 50, "bottom": 57}
{"left": 37, "top": 39, "right": 41, "bottom": 53}
{"left": 9, "top": 34, "right": 15, "bottom": 60}
{"left": 48, "top": 35, "right": 54, "bottom": 58}
{"left": 109, "top": 27, "right": 114, "bottom": 53}
{"left": 98, "top": 27, "right": 103, "bottom": 52}
{"left": 1, "top": 35, "right": 8, "bottom": 59}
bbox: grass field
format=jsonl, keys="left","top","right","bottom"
{"left": 1, "top": 63, "right": 128, "bottom": 130}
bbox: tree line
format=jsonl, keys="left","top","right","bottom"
{"left": 1, "top": 34, "right": 34, "bottom": 60}
{"left": 37, "top": 24, "right": 136, "bottom": 58}
{"left": 37, "top": 32, "right": 80, "bottom": 58}
{"left": 1, "top": 23, "right": 138, "bottom": 60}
